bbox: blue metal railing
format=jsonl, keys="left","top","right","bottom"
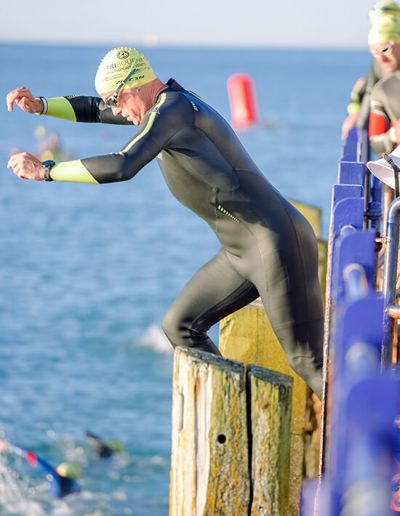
{"left": 302, "top": 127, "right": 400, "bottom": 515}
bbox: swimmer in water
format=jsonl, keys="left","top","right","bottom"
{"left": 85, "top": 431, "right": 124, "bottom": 459}
{"left": 0, "top": 439, "right": 81, "bottom": 498}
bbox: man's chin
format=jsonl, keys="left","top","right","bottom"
{"left": 123, "top": 114, "right": 135, "bottom": 123}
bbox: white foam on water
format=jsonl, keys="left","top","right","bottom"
{"left": 0, "top": 459, "right": 44, "bottom": 515}
{"left": 137, "top": 324, "right": 172, "bottom": 354}
{"left": 51, "top": 500, "right": 73, "bottom": 515}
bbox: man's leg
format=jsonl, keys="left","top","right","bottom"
{"left": 269, "top": 317, "right": 324, "bottom": 399}
{"left": 254, "top": 245, "right": 324, "bottom": 399}
{"left": 162, "top": 249, "right": 259, "bottom": 354}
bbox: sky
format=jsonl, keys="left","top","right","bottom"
{"left": 0, "top": 0, "right": 379, "bottom": 49}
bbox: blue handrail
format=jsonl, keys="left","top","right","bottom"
{"left": 302, "top": 127, "right": 400, "bottom": 515}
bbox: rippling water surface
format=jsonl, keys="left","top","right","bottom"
{"left": 0, "top": 43, "right": 369, "bottom": 514}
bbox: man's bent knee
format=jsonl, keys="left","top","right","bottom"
{"left": 162, "top": 308, "right": 184, "bottom": 348}
{"left": 162, "top": 307, "right": 221, "bottom": 356}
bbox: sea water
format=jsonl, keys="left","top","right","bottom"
{"left": 0, "top": 43, "right": 370, "bottom": 515}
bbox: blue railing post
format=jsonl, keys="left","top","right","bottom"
{"left": 302, "top": 128, "right": 400, "bottom": 515}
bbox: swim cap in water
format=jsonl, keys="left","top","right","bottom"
{"left": 368, "top": 2, "right": 400, "bottom": 44}
{"left": 56, "top": 461, "right": 81, "bottom": 480}
{"left": 95, "top": 47, "right": 156, "bottom": 94}
{"left": 107, "top": 440, "right": 124, "bottom": 452}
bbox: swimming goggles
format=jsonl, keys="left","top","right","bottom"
{"left": 371, "top": 42, "right": 393, "bottom": 57}
{"left": 104, "top": 55, "right": 140, "bottom": 107}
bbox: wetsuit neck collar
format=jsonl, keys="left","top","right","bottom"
{"left": 166, "top": 78, "right": 186, "bottom": 91}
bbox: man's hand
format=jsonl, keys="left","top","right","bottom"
{"left": 7, "top": 152, "right": 46, "bottom": 181}
{"left": 6, "top": 87, "right": 43, "bottom": 114}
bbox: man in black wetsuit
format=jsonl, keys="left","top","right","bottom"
{"left": 6, "top": 47, "right": 324, "bottom": 398}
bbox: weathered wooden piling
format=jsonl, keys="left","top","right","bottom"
{"left": 169, "top": 347, "right": 293, "bottom": 516}
{"left": 219, "top": 302, "right": 308, "bottom": 515}
{"left": 169, "top": 347, "right": 249, "bottom": 515}
{"left": 248, "top": 366, "right": 293, "bottom": 516}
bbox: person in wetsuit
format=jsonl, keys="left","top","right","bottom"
{"left": 341, "top": 60, "right": 383, "bottom": 140}
{"left": 341, "top": 1, "right": 400, "bottom": 141}
{"left": 85, "top": 431, "right": 123, "bottom": 459}
{"left": 6, "top": 47, "right": 324, "bottom": 398}
{"left": 0, "top": 439, "right": 81, "bottom": 498}
{"left": 368, "top": 2, "right": 400, "bottom": 154}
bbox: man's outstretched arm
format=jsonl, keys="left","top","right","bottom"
{"left": 7, "top": 92, "right": 180, "bottom": 183}
{"left": 6, "top": 87, "right": 131, "bottom": 125}
{"left": 0, "top": 440, "right": 56, "bottom": 476}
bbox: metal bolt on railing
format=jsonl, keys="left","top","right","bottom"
{"left": 343, "top": 263, "right": 368, "bottom": 301}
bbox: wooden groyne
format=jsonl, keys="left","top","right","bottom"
{"left": 248, "top": 365, "right": 292, "bottom": 515}
{"left": 169, "top": 347, "right": 293, "bottom": 515}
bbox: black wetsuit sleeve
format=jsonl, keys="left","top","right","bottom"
{"left": 49, "top": 92, "right": 191, "bottom": 184}
{"left": 45, "top": 95, "right": 131, "bottom": 125}
{"left": 35, "top": 457, "right": 58, "bottom": 476}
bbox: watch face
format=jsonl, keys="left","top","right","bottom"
{"left": 42, "top": 161, "right": 55, "bottom": 181}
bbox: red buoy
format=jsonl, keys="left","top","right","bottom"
{"left": 227, "top": 73, "right": 258, "bottom": 129}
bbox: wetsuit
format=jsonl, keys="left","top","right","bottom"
{"left": 85, "top": 431, "right": 114, "bottom": 458}
{"left": 369, "top": 71, "right": 400, "bottom": 154}
{"left": 7, "top": 444, "right": 80, "bottom": 498}
{"left": 41, "top": 78, "right": 324, "bottom": 397}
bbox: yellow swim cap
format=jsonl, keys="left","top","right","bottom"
{"left": 107, "top": 440, "right": 124, "bottom": 452}
{"left": 95, "top": 47, "right": 156, "bottom": 95}
{"left": 369, "top": 1, "right": 400, "bottom": 23}
{"left": 368, "top": 1, "right": 400, "bottom": 44}
{"left": 56, "top": 461, "right": 81, "bottom": 480}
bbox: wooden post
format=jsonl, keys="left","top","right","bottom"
{"left": 248, "top": 366, "right": 293, "bottom": 516}
{"left": 169, "top": 348, "right": 294, "bottom": 515}
{"left": 169, "top": 347, "right": 250, "bottom": 516}
{"left": 219, "top": 302, "right": 308, "bottom": 515}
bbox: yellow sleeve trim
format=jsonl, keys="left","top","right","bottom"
{"left": 51, "top": 160, "right": 99, "bottom": 184}
{"left": 347, "top": 101, "right": 361, "bottom": 116}
{"left": 46, "top": 97, "right": 77, "bottom": 121}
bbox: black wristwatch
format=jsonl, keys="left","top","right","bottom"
{"left": 42, "top": 160, "right": 55, "bottom": 181}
